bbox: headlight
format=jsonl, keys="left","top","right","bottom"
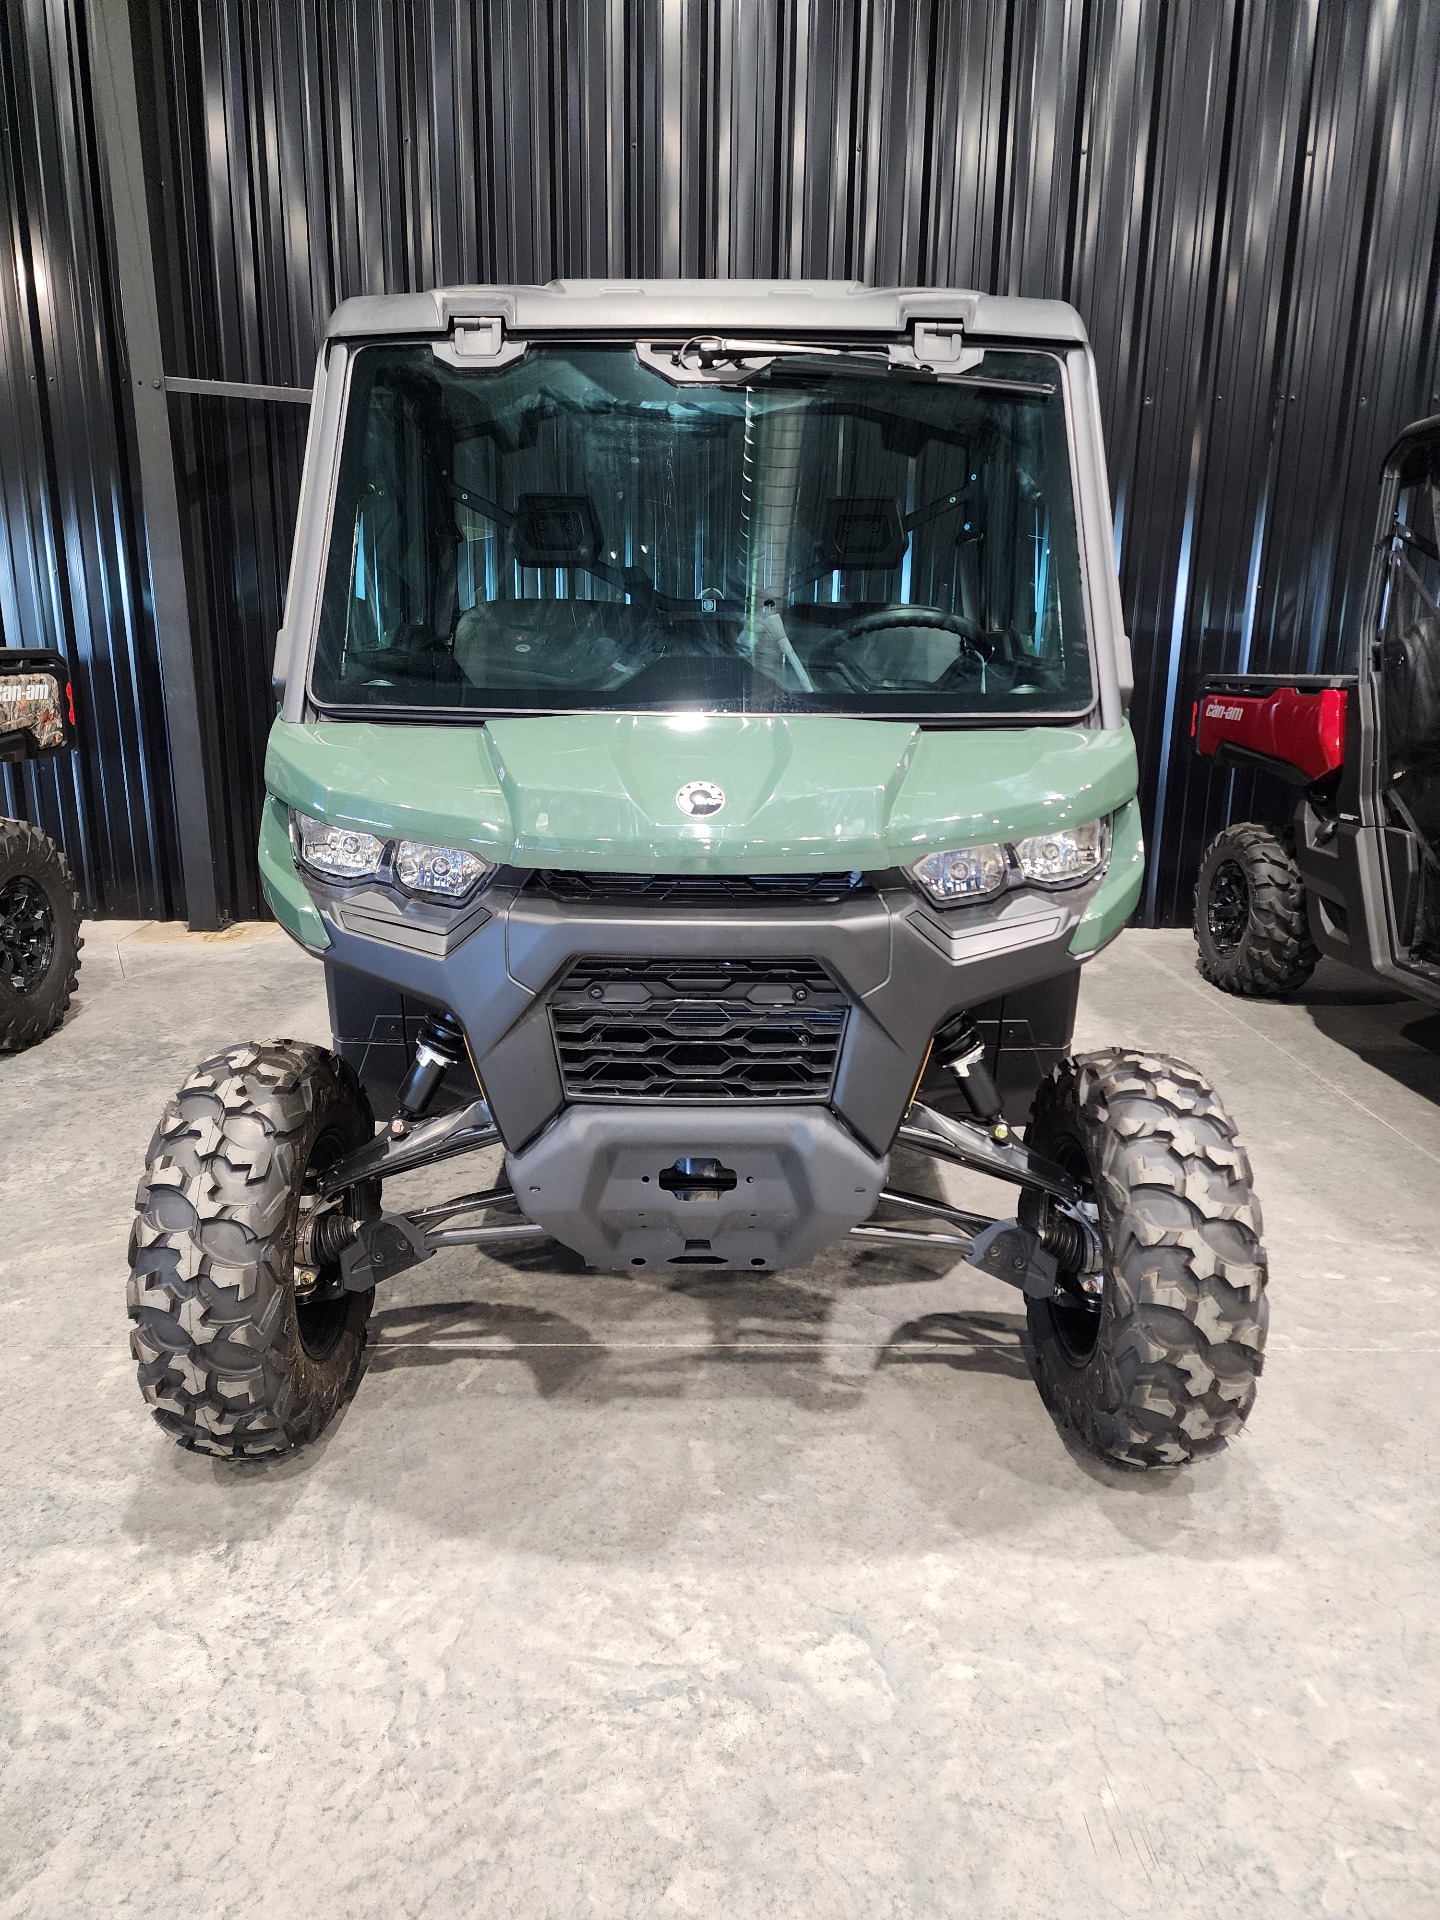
{"left": 394, "top": 840, "right": 493, "bottom": 901}
{"left": 292, "top": 810, "right": 495, "bottom": 902}
{"left": 909, "top": 842, "right": 1009, "bottom": 903}
{"left": 293, "top": 810, "right": 385, "bottom": 881}
{"left": 1014, "top": 818, "right": 1110, "bottom": 887}
{"left": 908, "top": 816, "right": 1110, "bottom": 907}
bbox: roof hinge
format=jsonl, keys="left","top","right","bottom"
{"left": 433, "top": 317, "right": 526, "bottom": 371}
{"left": 912, "top": 322, "right": 967, "bottom": 364}
{"left": 452, "top": 318, "right": 504, "bottom": 357}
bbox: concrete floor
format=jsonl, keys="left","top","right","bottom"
{"left": 1, "top": 921, "right": 1438, "bottom": 1918}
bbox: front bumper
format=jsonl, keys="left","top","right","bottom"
{"left": 506, "top": 1103, "right": 888, "bottom": 1271}
{"left": 262, "top": 802, "right": 1142, "bottom": 1157}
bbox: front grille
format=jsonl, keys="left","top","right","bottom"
{"left": 529, "top": 870, "right": 871, "bottom": 908}
{"left": 549, "top": 956, "right": 848, "bottom": 1101}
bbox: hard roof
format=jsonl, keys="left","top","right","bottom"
{"left": 324, "top": 278, "right": 1089, "bottom": 345}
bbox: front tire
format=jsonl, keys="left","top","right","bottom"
{"left": 127, "top": 1041, "right": 378, "bottom": 1457}
{"left": 1194, "top": 822, "right": 1318, "bottom": 996}
{"left": 0, "top": 819, "right": 82, "bottom": 1051}
{"left": 1025, "top": 1050, "right": 1268, "bottom": 1469}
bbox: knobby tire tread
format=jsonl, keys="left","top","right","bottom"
{"left": 127, "top": 1041, "right": 375, "bottom": 1458}
{"left": 0, "top": 819, "right": 82, "bottom": 1051}
{"left": 1026, "top": 1049, "right": 1269, "bottom": 1469}
{"left": 1194, "top": 822, "right": 1318, "bottom": 997}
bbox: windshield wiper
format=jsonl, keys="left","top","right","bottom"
{"left": 636, "top": 338, "right": 889, "bottom": 386}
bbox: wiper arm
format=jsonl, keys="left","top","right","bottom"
{"left": 636, "top": 338, "right": 888, "bottom": 387}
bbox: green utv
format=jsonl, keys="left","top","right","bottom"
{"left": 128, "top": 281, "right": 1268, "bottom": 1467}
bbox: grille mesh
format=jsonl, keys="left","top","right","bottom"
{"left": 529, "top": 870, "right": 870, "bottom": 907}
{"left": 549, "top": 956, "right": 847, "bottom": 1101}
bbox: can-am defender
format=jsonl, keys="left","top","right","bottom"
{"left": 127, "top": 281, "right": 1268, "bottom": 1468}
{"left": 1, "top": 648, "right": 82, "bottom": 1051}
{"left": 1192, "top": 413, "right": 1440, "bottom": 1007}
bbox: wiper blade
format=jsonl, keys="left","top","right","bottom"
{"left": 636, "top": 338, "right": 888, "bottom": 386}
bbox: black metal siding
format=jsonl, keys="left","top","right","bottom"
{"left": 0, "top": 0, "right": 177, "bottom": 916}
{"left": 4, "top": 0, "right": 1440, "bottom": 922}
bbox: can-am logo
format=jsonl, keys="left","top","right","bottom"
{"left": 675, "top": 780, "right": 725, "bottom": 818}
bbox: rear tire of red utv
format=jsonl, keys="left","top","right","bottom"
{"left": 127, "top": 1041, "right": 379, "bottom": 1458}
{"left": 1025, "top": 1050, "right": 1268, "bottom": 1469}
{"left": 1193, "top": 822, "right": 1318, "bottom": 996}
{"left": 0, "top": 819, "right": 82, "bottom": 1051}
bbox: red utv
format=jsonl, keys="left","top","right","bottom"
{"left": 1192, "top": 413, "right": 1440, "bottom": 1007}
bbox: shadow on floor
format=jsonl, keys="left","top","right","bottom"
{"left": 121, "top": 1270, "right": 1286, "bottom": 1564}
{"left": 1292, "top": 958, "right": 1440, "bottom": 1106}
{"left": 366, "top": 1297, "right": 602, "bottom": 1395}
{"left": 364, "top": 1282, "right": 1033, "bottom": 1402}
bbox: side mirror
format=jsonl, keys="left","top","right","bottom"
{"left": 0, "top": 648, "right": 76, "bottom": 762}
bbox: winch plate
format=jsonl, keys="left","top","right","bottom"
{"left": 505, "top": 1104, "right": 888, "bottom": 1272}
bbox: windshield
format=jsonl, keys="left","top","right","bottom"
{"left": 310, "top": 342, "right": 1093, "bottom": 718}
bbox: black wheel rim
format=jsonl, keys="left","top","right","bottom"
{"left": 1207, "top": 858, "right": 1250, "bottom": 954}
{"left": 1043, "top": 1134, "right": 1104, "bottom": 1363}
{"left": 0, "top": 876, "right": 56, "bottom": 994}
{"left": 295, "top": 1125, "right": 357, "bottom": 1361}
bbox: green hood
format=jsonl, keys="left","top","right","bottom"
{"left": 265, "top": 714, "right": 1138, "bottom": 872}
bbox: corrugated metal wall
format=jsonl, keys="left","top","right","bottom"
{"left": 0, "top": 0, "right": 178, "bottom": 916}
{"left": 5, "top": 0, "right": 1440, "bottom": 921}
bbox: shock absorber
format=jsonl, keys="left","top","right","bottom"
{"left": 394, "top": 1009, "right": 468, "bottom": 1123}
{"left": 932, "top": 1011, "right": 1009, "bottom": 1139}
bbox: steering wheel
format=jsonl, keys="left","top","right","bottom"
{"left": 827, "top": 605, "right": 998, "bottom": 655}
